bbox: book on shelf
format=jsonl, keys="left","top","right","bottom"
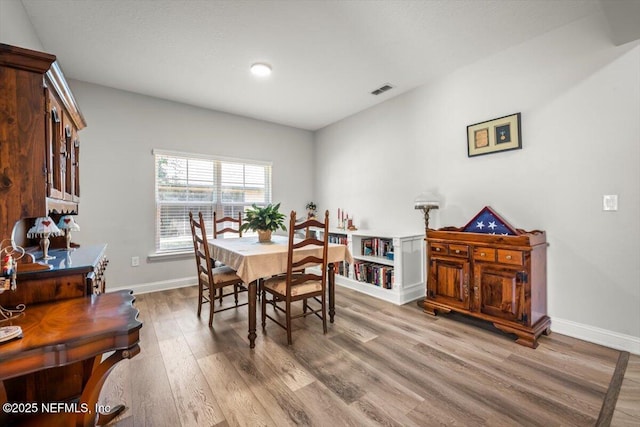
{"left": 335, "top": 260, "right": 349, "bottom": 277}
{"left": 360, "top": 238, "right": 393, "bottom": 258}
{"left": 328, "top": 234, "right": 348, "bottom": 245}
{"left": 353, "top": 260, "right": 394, "bottom": 289}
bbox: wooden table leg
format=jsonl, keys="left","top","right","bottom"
{"left": 75, "top": 344, "right": 140, "bottom": 427}
{"left": 248, "top": 280, "right": 257, "bottom": 348}
{"left": 328, "top": 263, "right": 336, "bottom": 323}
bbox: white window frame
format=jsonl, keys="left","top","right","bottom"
{"left": 153, "top": 149, "right": 272, "bottom": 254}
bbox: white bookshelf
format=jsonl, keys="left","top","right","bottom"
{"left": 322, "top": 228, "right": 425, "bottom": 305}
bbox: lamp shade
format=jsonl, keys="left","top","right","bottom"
{"left": 27, "top": 217, "right": 62, "bottom": 238}
{"left": 414, "top": 192, "right": 441, "bottom": 209}
{"left": 57, "top": 215, "right": 80, "bottom": 232}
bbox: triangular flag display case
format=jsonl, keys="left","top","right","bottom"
{"left": 422, "top": 207, "right": 550, "bottom": 348}
{"left": 462, "top": 206, "right": 519, "bottom": 235}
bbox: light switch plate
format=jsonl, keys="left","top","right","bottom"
{"left": 603, "top": 195, "right": 618, "bottom": 211}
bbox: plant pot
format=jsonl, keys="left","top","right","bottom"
{"left": 257, "top": 229, "right": 272, "bottom": 243}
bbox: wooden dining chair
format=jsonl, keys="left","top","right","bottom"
{"left": 213, "top": 211, "right": 243, "bottom": 239}
{"left": 261, "top": 209, "right": 330, "bottom": 345}
{"left": 212, "top": 211, "right": 243, "bottom": 304}
{"left": 189, "top": 212, "right": 247, "bottom": 327}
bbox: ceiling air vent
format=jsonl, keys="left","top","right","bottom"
{"left": 371, "top": 84, "right": 394, "bottom": 95}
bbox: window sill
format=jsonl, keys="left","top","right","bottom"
{"left": 148, "top": 251, "right": 193, "bottom": 262}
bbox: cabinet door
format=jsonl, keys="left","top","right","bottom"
{"left": 427, "top": 257, "right": 471, "bottom": 310}
{"left": 73, "top": 136, "right": 80, "bottom": 200}
{"left": 63, "top": 121, "right": 75, "bottom": 201}
{"left": 45, "top": 90, "right": 65, "bottom": 200}
{"left": 474, "top": 264, "right": 526, "bottom": 323}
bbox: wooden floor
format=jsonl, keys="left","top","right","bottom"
{"left": 99, "top": 285, "right": 639, "bottom": 427}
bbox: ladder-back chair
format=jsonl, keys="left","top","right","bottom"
{"left": 213, "top": 211, "right": 243, "bottom": 304}
{"left": 261, "top": 210, "right": 330, "bottom": 345}
{"left": 189, "top": 211, "right": 247, "bottom": 327}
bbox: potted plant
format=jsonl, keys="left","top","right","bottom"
{"left": 240, "top": 203, "right": 287, "bottom": 242}
{"left": 306, "top": 201, "right": 317, "bottom": 219}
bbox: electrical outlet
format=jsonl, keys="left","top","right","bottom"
{"left": 603, "top": 195, "right": 618, "bottom": 211}
{"left": 131, "top": 256, "right": 140, "bottom": 267}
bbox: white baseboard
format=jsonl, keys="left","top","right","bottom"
{"left": 107, "top": 276, "right": 196, "bottom": 295}
{"left": 551, "top": 317, "right": 640, "bottom": 355}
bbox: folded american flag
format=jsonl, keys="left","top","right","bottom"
{"left": 462, "top": 206, "right": 518, "bottom": 235}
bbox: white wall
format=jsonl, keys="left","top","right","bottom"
{"left": 68, "top": 81, "right": 314, "bottom": 289}
{"left": 315, "top": 13, "right": 640, "bottom": 351}
{"left": 0, "top": 0, "right": 43, "bottom": 50}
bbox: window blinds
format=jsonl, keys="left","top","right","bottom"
{"left": 154, "top": 150, "right": 272, "bottom": 253}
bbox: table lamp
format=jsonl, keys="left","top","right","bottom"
{"left": 57, "top": 215, "right": 80, "bottom": 251}
{"left": 414, "top": 193, "right": 440, "bottom": 230}
{"left": 27, "top": 217, "right": 62, "bottom": 260}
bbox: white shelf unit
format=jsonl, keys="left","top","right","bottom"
{"left": 323, "top": 229, "right": 425, "bottom": 305}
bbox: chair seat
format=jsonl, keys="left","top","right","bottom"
{"left": 199, "top": 265, "right": 242, "bottom": 285}
{"left": 263, "top": 275, "right": 322, "bottom": 297}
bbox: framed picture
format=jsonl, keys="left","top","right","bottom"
{"left": 467, "top": 113, "right": 521, "bottom": 157}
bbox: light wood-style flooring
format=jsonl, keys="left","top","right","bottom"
{"left": 99, "top": 285, "right": 639, "bottom": 426}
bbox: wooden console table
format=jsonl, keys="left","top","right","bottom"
{"left": 0, "top": 290, "right": 142, "bottom": 426}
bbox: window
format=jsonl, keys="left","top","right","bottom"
{"left": 154, "top": 149, "right": 272, "bottom": 253}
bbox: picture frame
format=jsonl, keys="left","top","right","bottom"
{"left": 467, "top": 113, "right": 521, "bottom": 157}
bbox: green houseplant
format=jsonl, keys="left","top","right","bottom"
{"left": 240, "top": 203, "right": 287, "bottom": 242}
{"left": 305, "top": 201, "right": 317, "bottom": 219}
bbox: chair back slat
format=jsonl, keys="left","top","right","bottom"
{"left": 291, "top": 255, "right": 323, "bottom": 269}
{"left": 213, "top": 212, "right": 243, "bottom": 238}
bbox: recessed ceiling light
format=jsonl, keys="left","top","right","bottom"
{"left": 250, "top": 63, "right": 272, "bottom": 77}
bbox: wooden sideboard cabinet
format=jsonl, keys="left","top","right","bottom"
{"left": 0, "top": 43, "right": 86, "bottom": 241}
{"left": 0, "top": 245, "right": 108, "bottom": 307}
{"left": 422, "top": 228, "right": 550, "bottom": 348}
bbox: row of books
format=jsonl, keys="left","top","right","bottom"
{"left": 334, "top": 261, "right": 349, "bottom": 277}
{"left": 353, "top": 261, "right": 394, "bottom": 289}
{"left": 361, "top": 238, "right": 393, "bottom": 258}
{"left": 328, "top": 234, "right": 348, "bottom": 245}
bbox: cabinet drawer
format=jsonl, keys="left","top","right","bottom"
{"left": 474, "top": 247, "right": 496, "bottom": 262}
{"left": 497, "top": 249, "right": 523, "bottom": 265}
{"left": 449, "top": 244, "right": 469, "bottom": 258}
{"left": 430, "top": 243, "right": 448, "bottom": 255}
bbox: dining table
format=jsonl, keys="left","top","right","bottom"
{"left": 208, "top": 234, "right": 352, "bottom": 348}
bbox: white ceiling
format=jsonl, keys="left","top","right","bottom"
{"left": 18, "top": 0, "right": 630, "bottom": 131}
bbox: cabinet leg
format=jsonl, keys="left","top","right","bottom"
{"left": 515, "top": 334, "right": 538, "bottom": 349}
{"left": 422, "top": 300, "right": 437, "bottom": 316}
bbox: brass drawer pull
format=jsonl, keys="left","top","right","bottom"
{"left": 480, "top": 252, "right": 485, "bottom": 256}
{"left": 506, "top": 255, "right": 512, "bottom": 260}
{"left": 455, "top": 249, "right": 460, "bottom": 254}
